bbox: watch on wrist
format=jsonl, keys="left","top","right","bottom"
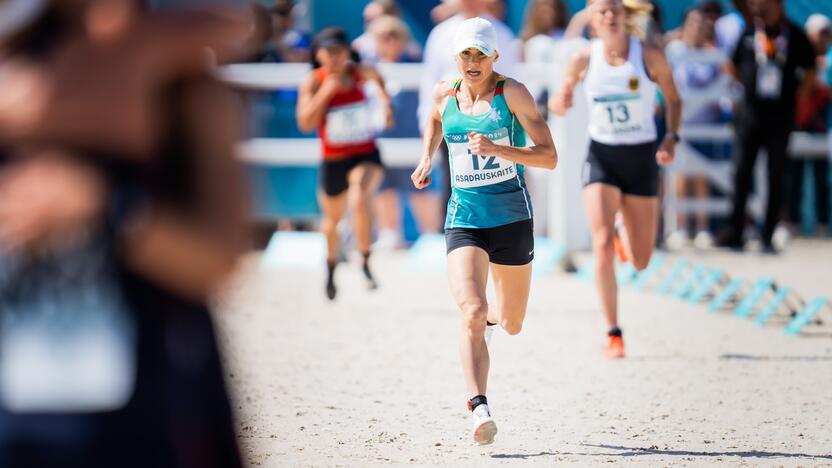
{"left": 665, "top": 132, "right": 681, "bottom": 143}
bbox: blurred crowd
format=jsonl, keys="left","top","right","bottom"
{"left": 249, "top": 0, "right": 832, "bottom": 251}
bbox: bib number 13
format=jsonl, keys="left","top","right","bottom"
{"left": 605, "top": 103, "right": 630, "bottom": 124}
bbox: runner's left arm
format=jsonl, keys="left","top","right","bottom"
{"left": 468, "top": 79, "right": 557, "bottom": 170}
{"left": 361, "top": 66, "right": 395, "bottom": 129}
{"left": 644, "top": 43, "right": 682, "bottom": 166}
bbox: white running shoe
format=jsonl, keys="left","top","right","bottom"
{"left": 693, "top": 230, "right": 714, "bottom": 249}
{"left": 471, "top": 404, "right": 497, "bottom": 445}
{"left": 665, "top": 229, "right": 689, "bottom": 250}
{"left": 484, "top": 323, "right": 495, "bottom": 348}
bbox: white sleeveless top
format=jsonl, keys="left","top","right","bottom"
{"left": 584, "top": 37, "right": 657, "bottom": 145}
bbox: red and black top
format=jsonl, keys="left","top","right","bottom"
{"left": 314, "top": 66, "right": 377, "bottom": 160}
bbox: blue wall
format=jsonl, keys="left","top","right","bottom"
{"left": 310, "top": 0, "right": 832, "bottom": 43}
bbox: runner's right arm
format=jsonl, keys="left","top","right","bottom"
{"left": 296, "top": 73, "right": 339, "bottom": 132}
{"left": 411, "top": 81, "right": 451, "bottom": 189}
{"left": 548, "top": 46, "right": 590, "bottom": 116}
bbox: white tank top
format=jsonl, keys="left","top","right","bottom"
{"left": 584, "top": 37, "right": 657, "bottom": 145}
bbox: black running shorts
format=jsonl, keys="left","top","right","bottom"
{"left": 320, "top": 150, "right": 384, "bottom": 197}
{"left": 445, "top": 219, "right": 534, "bottom": 266}
{"left": 583, "top": 140, "right": 658, "bottom": 197}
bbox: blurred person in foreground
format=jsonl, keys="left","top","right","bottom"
{"left": 419, "top": 0, "right": 521, "bottom": 223}
{"left": 366, "top": 15, "right": 439, "bottom": 250}
{"left": 0, "top": 0, "right": 253, "bottom": 466}
{"left": 664, "top": 6, "right": 724, "bottom": 249}
{"left": 717, "top": 0, "right": 816, "bottom": 252}
{"left": 296, "top": 27, "right": 393, "bottom": 299}
{"left": 352, "top": 0, "right": 420, "bottom": 65}
{"left": 785, "top": 14, "right": 830, "bottom": 237}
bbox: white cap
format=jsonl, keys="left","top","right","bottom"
{"left": 453, "top": 17, "right": 498, "bottom": 57}
{"left": 805, "top": 14, "right": 831, "bottom": 35}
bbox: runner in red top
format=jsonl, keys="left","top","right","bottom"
{"left": 297, "top": 27, "right": 393, "bottom": 300}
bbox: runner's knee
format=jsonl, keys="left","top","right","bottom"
{"left": 593, "top": 230, "right": 615, "bottom": 260}
{"left": 631, "top": 252, "right": 651, "bottom": 271}
{"left": 500, "top": 318, "right": 523, "bottom": 335}
{"left": 459, "top": 299, "right": 488, "bottom": 331}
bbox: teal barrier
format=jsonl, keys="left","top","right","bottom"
{"left": 734, "top": 278, "right": 774, "bottom": 318}
{"left": 673, "top": 265, "right": 705, "bottom": 300}
{"left": 656, "top": 260, "right": 689, "bottom": 295}
{"left": 406, "top": 233, "right": 447, "bottom": 272}
{"left": 532, "top": 237, "right": 567, "bottom": 278}
{"left": 686, "top": 268, "right": 724, "bottom": 304}
{"left": 708, "top": 277, "right": 744, "bottom": 313}
{"left": 785, "top": 297, "right": 830, "bottom": 336}
{"left": 631, "top": 254, "right": 665, "bottom": 291}
{"left": 753, "top": 287, "right": 791, "bottom": 326}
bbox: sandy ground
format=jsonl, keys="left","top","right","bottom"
{"left": 214, "top": 240, "right": 832, "bottom": 467}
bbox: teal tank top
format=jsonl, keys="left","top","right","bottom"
{"left": 441, "top": 78, "right": 532, "bottom": 229}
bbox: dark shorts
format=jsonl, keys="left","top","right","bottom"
{"left": 445, "top": 219, "right": 534, "bottom": 266}
{"left": 320, "top": 150, "right": 384, "bottom": 197}
{"left": 583, "top": 140, "right": 658, "bottom": 197}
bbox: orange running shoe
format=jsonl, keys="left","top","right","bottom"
{"left": 613, "top": 225, "right": 629, "bottom": 263}
{"left": 604, "top": 335, "right": 625, "bottom": 359}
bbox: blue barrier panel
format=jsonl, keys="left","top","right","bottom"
{"left": 785, "top": 297, "right": 829, "bottom": 336}
{"left": 532, "top": 237, "right": 566, "bottom": 278}
{"left": 632, "top": 254, "right": 665, "bottom": 291}
{"left": 616, "top": 262, "right": 638, "bottom": 285}
{"left": 708, "top": 277, "right": 744, "bottom": 313}
{"left": 261, "top": 231, "right": 326, "bottom": 271}
{"left": 734, "top": 278, "right": 774, "bottom": 318}
{"left": 686, "top": 268, "right": 724, "bottom": 304}
{"left": 673, "top": 265, "right": 705, "bottom": 300}
{"left": 656, "top": 259, "right": 689, "bottom": 295}
{"left": 753, "top": 287, "right": 790, "bottom": 326}
{"left": 406, "top": 233, "right": 447, "bottom": 272}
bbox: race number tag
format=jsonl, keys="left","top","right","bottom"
{"left": 325, "top": 102, "right": 375, "bottom": 145}
{"left": 591, "top": 93, "right": 644, "bottom": 136}
{"left": 446, "top": 128, "right": 516, "bottom": 189}
{"left": 756, "top": 61, "right": 782, "bottom": 99}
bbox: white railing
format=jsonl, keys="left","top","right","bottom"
{"left": 221, "top": 44, "right": 829, "bottom": 249}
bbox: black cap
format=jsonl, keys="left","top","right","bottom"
{"left": 312, "top": 27, "right": 350, "bottom": 50}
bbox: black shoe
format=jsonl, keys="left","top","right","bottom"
{"left": 326, "top": 277, "right": 336, "bottom": 300}
{"left": 715, "top": 229, "right": 744, "bottom": 251}
{"left": 362, "top": 265, "right": 378, "bottom": 290}
{"left": 761, "top": 243, "right": 779, "bottom": 255}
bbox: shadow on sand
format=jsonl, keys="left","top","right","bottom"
{"left": 491, "top": 444, "right": 832, "bottom": 460}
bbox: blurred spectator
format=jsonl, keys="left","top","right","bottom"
{"left": 431, "top": 0, "right": 506, "bottom": 24}
{"left": 718, "top": 0, "right": 816, "bottom": 252}
{"left": 419, "top": 0, "right": 521, "bottom": 222}
{"left": 0, "top": 1, "right": 252, "bottom": 466}
{"left": 715, "top": 0, "right": 750, "bottom": 55}
{"left": 786, "top": 14, "right": 831, "bottom": 237}
{"left": 367, "top": 16, "right": 437, "bottom": 249}
{"left": 520, "top": 0, "right": 569, "bottom": 42}
{"left": 353, "top": 0, "right": 420, "bottom": 65}
{"left": 260, "top": 0, "right": 312, "bottom": 62}
{"left": 666, "top": 0, "right": 721, "bottom": 44}
{"left": 665, "top": 7, "right": 724, "bottom": 249}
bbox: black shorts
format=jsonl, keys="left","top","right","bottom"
{"left": 320, "top": 150, "right": 383, "bottom": 196}
{"left": 445, "top": 219, "right": 534, "bottom": 266}
{"left": 583, "top": 140, "right": 658, "bottom": 197}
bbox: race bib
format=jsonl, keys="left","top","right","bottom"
{"left": 591, "top": 93, "right": 644, "bottom": 136}
{"left": 447, "top": 128, "right": 516, "bottom": 189}
{"left": 325, "top": 102, "right": 374, "bottom": 145}
{"left": 756, "top": 61, "right": 782, "bottom": 99}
